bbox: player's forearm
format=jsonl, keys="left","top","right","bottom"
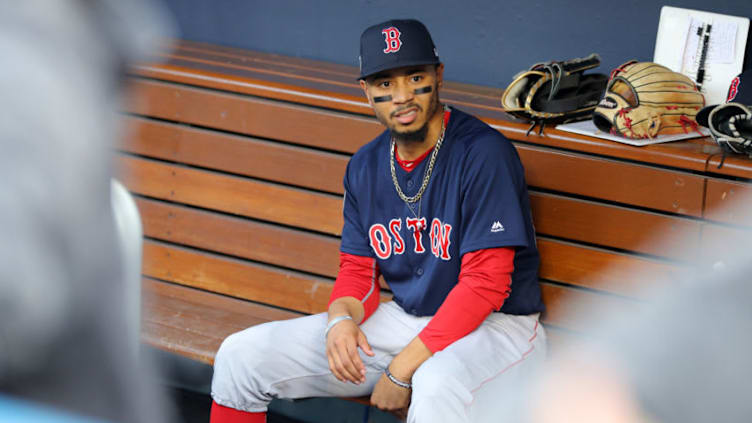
{"left": 328, "top": 252, "right": 381, "bottom": 323}
{"left": 388, "top": 336, "right": 433, "bottom": 381}
{"left": 327, "top": 296, "right": 365, "bottom": 324}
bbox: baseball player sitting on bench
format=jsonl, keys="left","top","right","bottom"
{"left": 210, "top": 19, "right": 546, "bottom": 423}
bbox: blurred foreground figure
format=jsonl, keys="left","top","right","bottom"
{"left": 0, "top": 1, "right": 173, "bottom": 421}
{"left": 522, "top": 224, "right": 752, "bottom": 422}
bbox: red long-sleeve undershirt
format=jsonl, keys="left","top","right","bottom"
{"left": 328, "top": 252, "right": 382, "bottom": 322}
{"left": 327, "top": 247, "right": 514, "bottom": 353}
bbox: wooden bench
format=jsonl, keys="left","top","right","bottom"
{"left": 120, "top": 40, "right": 752, "bottom": 393}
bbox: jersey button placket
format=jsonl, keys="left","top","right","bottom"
{"left": 406, "top": 179, "right": 414, "bottom": 188}
{"left": 415, "top": 267, "right": 423, "bottom": 276}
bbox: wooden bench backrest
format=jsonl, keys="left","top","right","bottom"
{"left": 122, "top": 41, "right": 752, "bottom": 361}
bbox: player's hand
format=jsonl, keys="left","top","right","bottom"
{"left": 370, "top": 371, "right": 411, "bottom": 412}
{"left": 325, "top": 318, "right": 374, "bottom": 384}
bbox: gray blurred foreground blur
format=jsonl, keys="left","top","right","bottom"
{"left": 0, "top": 1, "right": 174, "bottom": 421}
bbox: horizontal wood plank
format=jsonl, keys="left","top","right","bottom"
{"left": 118, "top": 155, "right": 344, "bottom": 235}
{"left": 530, "top": 192, "right": 701, "bottom": 260}
{"left": 135, "top": 196, "right": 340, "bottom": 278}
{"left": 540, "top": 283, "right": 639, "bottom": 333}
{"left": 495, "top": 123, "right": 714, "bottom": 173}
{"left": 519, "top": 145, "right": 705, "bottom": 217}
{"left": 706, "top": 154, "right": 752, "bottom": 179}
{"left": 123, "top": 116, "right": 349, "bottom": 194}
{"left": 537, "top": 238, "right": 681, "bottom": 297}
{"left": 703, "top": 178, "right": 752, "bottom": 226}
{"left": 143, "top": 240, "right": 336, "bottom": 314}
{"left": 142, "top": 277, "right": 302, "bottom": 364}
{"left": 170, "top": 40, "right": 361, "bottom": 80}
{"left": 125, "top": 78, "right": 383, "bottom": 154}
{"left": 131, "top": 62, "right": 376, "bottom": 116}
{"left": 142, "top": 320, "right": 221, "bottom": 365}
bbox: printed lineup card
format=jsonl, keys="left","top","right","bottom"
{"left": 654, "top": 6, "right": 749, "bottom": 105}
{"left": 556, "top": 120, "right": 709, "bottom": 147}
{"left": 682, "top": 17, "right": 737, "bottom": 70}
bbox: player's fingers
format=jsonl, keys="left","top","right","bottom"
{"left": 330, "top": 347, "right": 350, "bottom": 382}
{"left": 327, "top": 350, "right": 344, "bottom": 382}
{"left": 357, "top": 331, "right": 374, "bottom": 356}
{"left": 346, "top": 341, "right": 366, "bottom": 382}
{"left": 336, "top": 340, "right": 363, "bottom": 383}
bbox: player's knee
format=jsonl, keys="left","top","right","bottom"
{"left": 214, "top": 325, "right": 274, "bottom": 383}
{"left": 411, "top": 360, "right": 471, "bottom": 404}
{"left": 412, "top": 364, "right": 451, "bottom": 398}
{"left": 212, "top": 324, "right": 278, "bottom": 402}
{"left": 409, "top": 364, "right": 472, "bottom": 423}
{"left": 211, "top": 325, "right": 278, "bottom": 410}
{"left": 214, "top": 325, "right": 270, "bottom": 366}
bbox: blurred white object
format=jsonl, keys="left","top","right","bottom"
{"left": 110, "top": 179, "right": 143, "bottom": 361}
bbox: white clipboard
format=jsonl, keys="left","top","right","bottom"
{"left": 654, "top": 6, "right": 749, "bottom": 105}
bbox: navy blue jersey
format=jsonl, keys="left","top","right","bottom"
{"left": 341, "top": 107, "right": 543, "bottom": 316}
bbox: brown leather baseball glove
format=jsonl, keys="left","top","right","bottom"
{"left": 593, "top": 61, "right": 705, "bottom": 139}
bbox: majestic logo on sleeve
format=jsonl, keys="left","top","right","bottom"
{"left": 491, "top": 221, "right": 505, "bottom": 233}
{"left": 369, "top": 217, "right": 451, "bottom": 260}
{"left": 381, "top": 27, "right": 402, "bottom": 53}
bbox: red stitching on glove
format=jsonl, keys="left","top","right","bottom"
{"left": 609, "top": 60, "right": 636, "bottom": 80}
{"left": 679, "top": 115, "right": 702, "bottom": 136}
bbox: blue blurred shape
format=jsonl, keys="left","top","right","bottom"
{"left": 0, "top": 394, "right": 108, "bottom": 423}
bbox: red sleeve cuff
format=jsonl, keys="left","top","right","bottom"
{"left": 418, "top": 247, "right": 514, "bottom": 353}
{"left": 328, "top": 252, "right": 381, "bottom": 323}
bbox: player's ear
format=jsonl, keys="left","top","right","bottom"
{"left": 359, "top": 79, "right": 373, "bottom": 105}
{"left": 435, "top": 63, "right": 445, "bottom": 88}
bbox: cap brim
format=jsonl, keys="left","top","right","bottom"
{"left": 696, "top": 104, "right": 718, "bottom": 128}
{"left": 358, "top": 58, "right": 441, "bottom": 80}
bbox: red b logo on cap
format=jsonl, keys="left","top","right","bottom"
{"left": 382, "top": 27, "right": 402, "bottom": 53}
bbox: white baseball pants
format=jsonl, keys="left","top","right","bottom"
{"left": 211, "top": 301, "right": 546, "bottom": 423}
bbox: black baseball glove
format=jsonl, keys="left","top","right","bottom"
{"left": 501, "top": 53, "right": 608, "bottom": 135}
{"left": 706, "top": 103, "right": 752, "bottom": 155}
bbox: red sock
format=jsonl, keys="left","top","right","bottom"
{"left": 210, "top": 400, "right": 266, "bottom": 423}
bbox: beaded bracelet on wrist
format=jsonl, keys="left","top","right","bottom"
{"left": 384, "top": 367, "right": 412, "bottom": 389}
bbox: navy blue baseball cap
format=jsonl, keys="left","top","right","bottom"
{"left": 697, "top": 69, "right": 752, "bottom": 127}
{"left": 358, "top": 19, "right": 440, "bottom": 80}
